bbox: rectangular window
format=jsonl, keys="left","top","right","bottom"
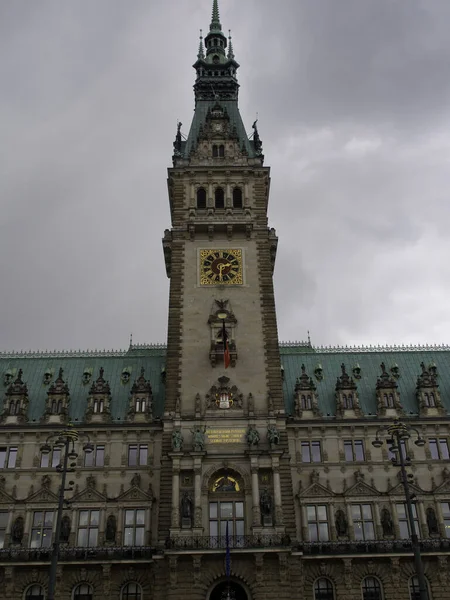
{"left": 441, "top": 502, "right": 450, "bottom": 538}
{"left": 209, "top": 501, "right": 244, "bottom": 547}
{"left": 84, "top": 445, "right": 105, "bottom": 467}
{"left": 123, "top": 509, "right": 145, "bottom": 546}
{"left": 344, "top": 440, "right": 365, "bottom": 462}
{"left": 128, "top": 445, "right": 148, "bottom": 467}
{"left": 307, "top": 505, "right": 329, "bottom": 541}
{"left": 0, "top": 447, "right": 17, "bottom": 469}
{"left": 77, "top": 510, "right": 100, "bottom": 547}
{"left": 301, "top": 441, "right": 322, "bottom": 463}
{"left": 30, "top": 511, "right": 54, "bottom": 548}
{"left": 429, "top": 438, "right": 450, "bottom": 460}
{"left": 0, "top": 512, "right": 8, "bottom": 548}
{"left": 396, "top": 503, "right": 420, "bottom": 538}
{"left": 352, "top": 504, "right": 375, "bottom": 540}
{"left": 40, "top": 449, "right": 61, "bottom": 468}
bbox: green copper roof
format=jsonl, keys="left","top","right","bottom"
{"left": 0, "top": 345, "right": 166, "bottom": 423}
{"left": 211, "top": 0, "right": 221, "bottom": 31}
{"left": 281, "top": 344, "right": 450, "bottom": 417}
{"left": 183, "top": 100, "right": 256, "bottom": 158}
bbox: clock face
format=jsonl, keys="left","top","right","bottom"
{"left": 200, "top": 249, "right": 243, "bottom": 285}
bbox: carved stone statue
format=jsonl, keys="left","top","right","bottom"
{"left": 426, "top": 507, "right": 439, "bottom": 535}
{"left": 105, "top": 515, "right": 117, "bottom": 543}
{"left": 260, "top": 488, "right": 272, "bottom": 517}
{"left": 172, "top": 429, "right": 183, "bottom": 451}
{"left": 60, "top": 515, "right": 71, "bottom": 542}
{"left": 131, "top": 473, "right": 141, "bottom": 488}
{"left": 246, "top": 426, "right": 260, "bottom": 446}
{"left": 11, "top": 516, "right": 24, "bottom": 544}
{"left": 192, "top": 427, "right": 206, "bottom": 452}
{"left": 181, "top": 491, "right": 193, "bottom": 520}
{"left": 335, "top": 509, "right": 348, "bottom": 537}
{"left": 381, "top": 508, "right": 394, "bottom": 536}
{"left": 41, "top": 475, "right": 51, "bottom": 489}
{"left": 267, "top": 425, "right": 280, "bottom": 445}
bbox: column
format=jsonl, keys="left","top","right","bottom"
{"left": 194, "top": 461, "right": 202, "bottom": 528}
{"left": 272, "top": 456, "right": 283, "bottom": 526}
{"left": 171, "top": 457, "right": 181, "bottom": 529}
{"left": 251, "top": 465, "right": 260, "bottom": 526}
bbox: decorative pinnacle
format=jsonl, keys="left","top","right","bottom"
{"left": 198, "top": 29, "right": 205, "bottom": 59}
{"left": 227, "top": 30, "right": 234, "bottom": 59}
{"left": 210, "top": 0, "right": 222, "bottom": 31}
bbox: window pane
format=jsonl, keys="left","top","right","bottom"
{"left": 220, "top": 502, "right": 233, "bottom": 519}
{"left": 125, "top": 510, "right": 135, "bottom": 525}
{"left": 307, "top": 506, "right": 316, "bottom": 521}
{"left": 354, "top": 441, "right": 365, "bottom": 461}
{"left": 317, "top": 505, "right": 327, "bottom": 521}
{"left": 77, "top": 529, "right": 88, "bottom": 546}
{"left": 362, "top": 505, "right": 372, "bottom": 520}
{"left": 88, "top": 528, "right": 98, "bottom": 546}
{"left": 440, "top": 439, "right": 450, "bottom": 460}
{"left": 318, "top": 523, "right": 329, "bottom": 541}
{"left": 210, "top": 521, "right": 218, "bottom": 537}
{"left": 136, "top": 510, "right": 145, "bottom": 525}
{"left": 302, "top": 443, "right": 311, "bottom": 463}
{"left": 79, "top": 511, "right": 89, "bottom": 527}
{"left": 209, "top": 503, "right": 218, "bottom": 519}
{"left": 364, "top": 522, "right": 375, "bottom": 540}
{"left": 0, "top": 448, "right": 6, "bottom": 469}
{"left": 96, "top": 446, "right": 105, "bottom": 466}
{"left": 399, "top": 521, "right": 410, "bottom": 538}
{"left": 308, "top": 524, "right": 318, "bottom": 541}
{"left": 139, "top": 445, "right": 148, "bottom": 465}
{"left": 7, "top": 448, "right": 17, "bottom": 468}
{"left": 351, "top": 505, "right": 361, "bottom": 520}
{"left": 235, "top": 502, "right": 244, "bottom": 519}
{"left": 44, "top": 512, "right": 54, "bottom": 527}
{"left": 128, "top": 446, "right": 137, "bottom": 466}
{"left": 90, "top": 511, "right": 100, "bottom": 526}
{"left": 235, "top": 520, "right": 244, "bottom": 537}
{"left": 52, "top": 449, "right": 61, "bottom": 468}
{"left": 429, "top": 440, "right": 439, "bottom": 459}
{"left": 0, "top": 513, "right": 8, "bottom": 527}
{"left": 441, "top": 502, "right": 450, "bottom": 518}
{"left": 33, "top": 512, "right": 43, "bottom": 526}
{"left": 354, "top": 522, "right": 364, "bottom": 540}
{"left": 312, "top": 442, "right": 321, "bottom": 462}
{"left": 30, "top": 530, "right": 42, "bottom": 548}
{"left": 344, "top": 441, "right": 353, "bottom": 461}
{"left": 135, "top": 527, "right": 144, "bottom": 546}
{"left": 397, "top": 504, "right": 406, "bottom": 519}
{"left": 40, "top": 453, "right": 49, "bottom": 468}
{"left": 124, "top": 528, "right": 134, "bottom": 546}
{"left": 84, "top": 451, "right": 93, "bottom": 467}
{"left": 0, "top": 531, "right": 4, "bottom": 549}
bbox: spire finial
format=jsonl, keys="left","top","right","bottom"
{"left": 227, "top": 30, "right": 235, "bottom": 59}
{"left": 198, "top": 29, "right": 205, "bottom": 59}
{"left": 210, "top": 0, "right": 222, "bottom": 31}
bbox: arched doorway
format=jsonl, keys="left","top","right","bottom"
{"left": 209, "top": 581, "right": 248, "bottom": 600}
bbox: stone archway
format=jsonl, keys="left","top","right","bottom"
{"left": 209, "top": 580, "right": 249, "bottom": 600}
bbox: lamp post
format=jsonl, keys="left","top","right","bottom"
{"left": 372, "top": 420, "right": 427, "bottom": 600}
{"left": 40, "top": 428, "right": 94, "bottom": 600}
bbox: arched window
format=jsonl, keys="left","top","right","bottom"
{"left": 135, "top": 398, "right": 146, "bottom": 413}
{"left": 343, "top": 394, "right": 353, "bottom": 409}
{"left": 73, "top": 583, "right": 93, "bottom": 600}
{"left": 387, "top": 394, "right": 395, "bottom": 407}
{"left": 219, "top": 144, "right": 225, "bottom": 157}
{"left": 197, "top": 188, "right": 207, "bottom": 209}
{"left": 212, "top": 144, "right": 219, "bottom": 158}
{"left": 121, "top": 583, "right": 142, "bottom": 600}
{"left": 215, "top": 187, "right": 225, "bottom": 209}
{"left": 301, "top": 394, "right": 312, "bottom": 410}
{"left": 51, "top": 400, "right": 62, "bottom": 415}
{"left": 25, "top": 585, "right": 45, "bottom": 600}
{"left": 409, "top": 576, "right": 430, "bottom": 600}
{"left": 93, "top": 399, "right": 104, "bottom": 413}
{"left": 232, "top": 187, "right": 243, "bottom": 209}
{"left": 429, "top": 393, "right": 436, "bottom": 407}
{"left": 9, "top": 400, "right": 20, "bottom": 415}
{"left": 209, "top": 470, "right": 245, "bottom": 548}
{"left": 362, "top": 576, "right": 382, "bottom": 600}
{"left": 314, "top": 578, "right": 335, "bottom": 600}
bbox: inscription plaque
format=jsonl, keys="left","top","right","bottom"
{"left": 206, "top": 428, "right": 246, "bottom": 444}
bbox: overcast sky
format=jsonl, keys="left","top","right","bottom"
{"left": 1, "top": 0, "right": 450, "bottom": 352}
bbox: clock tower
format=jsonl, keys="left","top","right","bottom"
{"left": 159, "top": 0, "right": 294, "bottom": 554}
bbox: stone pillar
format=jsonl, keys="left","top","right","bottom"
{"left": 226, "top": 181, "right": 231, "bottom": 207}
{"left": 171, "top": 456, "right": 181, "bottom": 529}
{"left": 301, "top": 504, "right": 308, "bottom": 540}
{"left": 251, "top": 465, "right": 260, "bottom": 526}
{"left": 194, "top": 462, "right": 202, "bottom": 528}
{"left": 272, "top": 455, "right": 283, "bottom": 526}
{"left": 208, "top": 181, "right": 213, "bottom": 208}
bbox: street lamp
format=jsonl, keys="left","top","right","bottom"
{"left": 372, "top": 420, "right": 427, "bottom": 600}
{"left": 41, "top": 427, "right": 94, "bottom": 600}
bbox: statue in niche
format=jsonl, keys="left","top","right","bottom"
{"left": 426, "top": 507, "right": 439, "bottom": 535}
{"left": 42, "top": 475, "right": 51, "bottom": 489}
{"left": 172, "top": 429, "right": 183, "bottom": 451}
{"left": 11, "top": 516, "right": 24, "bottom": 544}
{"left": 267, "top": 425, "right": 280, "bottom": 445}
{"left": 191, "top": 426, "right": 206, "bottom": 452}
{"left": 246, "top": 426, "right": 260, "bottom": 446}
{"left": 259, "top": 488, "right": 272, "bottom": 517}
{"left": 60, "top": 516, "right": 71, "bottom": 542}
{"left": 105, "top": 515, "right": 117, "bottom": 543}
{"left": 181, "top": 491, "right": 193, "bottom": 520}
{"left": 381, "top": 508, "right": 394, "bottom": 536}
{"left": 335, "top": 510, "right": 348, "bottom": 537}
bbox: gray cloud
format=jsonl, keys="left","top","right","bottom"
{"left": 1, "top": 0, "right": 450, "bottom": 351}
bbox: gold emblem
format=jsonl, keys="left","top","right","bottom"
{"left": 200, "top": 249, "right": 243, "bottom": 285}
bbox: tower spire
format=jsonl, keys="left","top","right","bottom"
{"left": 210, "top": 0, "right": 222, "bottom": 31}
{"left": 197, "top": 29, "right": 205, "bottom": 59}
{"left": 227, "top": 30, "right": 235, "bottom": 60}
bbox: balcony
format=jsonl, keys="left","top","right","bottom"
{"left": 0, "top": 545, "right": 157, "bottom": 564}
{"left": 298, "top": 538, "right": 450, "bottom": 556}
{"left": 166, "top": 534, "right": 291, "bottom": 551}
